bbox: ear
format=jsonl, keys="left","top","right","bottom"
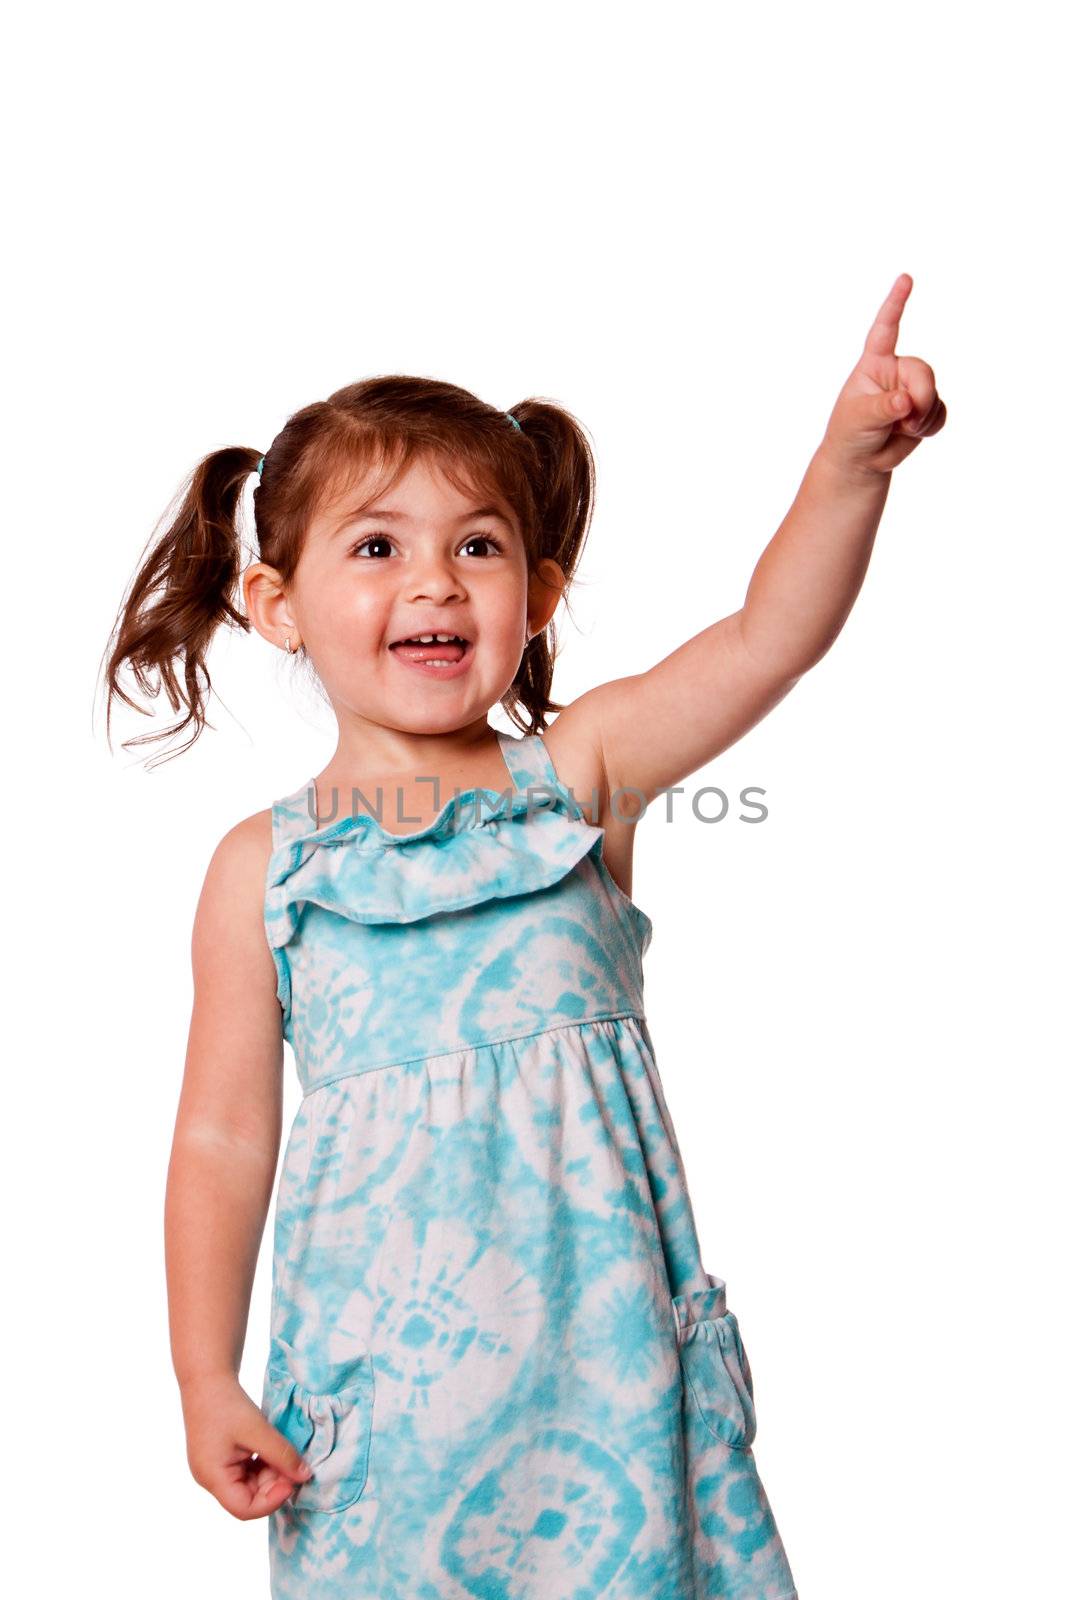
{"left": 527, "top": 558, "right": 565, "bottom": 639}
{"left": 243, "top": 561, "right": 301, "bottom": 652}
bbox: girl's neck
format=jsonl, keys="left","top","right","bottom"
{"left": 311, "top": 724, "right": 515, "bottom": 834}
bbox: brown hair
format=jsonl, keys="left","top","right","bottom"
{"left": 100, "top": 375, "right": 597, "bottom": 767}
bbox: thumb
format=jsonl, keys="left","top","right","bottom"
{"left": 881, "top": 388, "right": 912, "bottom": 422}
{"left": 838, "top": 387, "right": 912, "bottom": 439}
{"left": 252, "top": 1417, "right": 313, "bottom": 1483}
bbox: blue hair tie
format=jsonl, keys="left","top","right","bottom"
{"left": 506, "top": 412, "right": 522, "bottom": 432}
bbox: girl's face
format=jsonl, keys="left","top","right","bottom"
{"left": 259, "top": 454, "right": 562, "bottom": 734}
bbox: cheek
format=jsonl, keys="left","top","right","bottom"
{"left": 473, "top": 571, "right": 528, "bottom": 634}
{"left": 318, "top": 574, "right": 392, "bottom": 637}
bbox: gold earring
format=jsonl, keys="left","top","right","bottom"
{"left": 285, "top": 636, "right": 293, "bottom": 654}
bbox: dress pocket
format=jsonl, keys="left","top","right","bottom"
{"left": 261, "top": 1334, "right": 375, "bottom": 1513}
{"left": 672, "top": 1274, "right": 757, "bottom": 1450}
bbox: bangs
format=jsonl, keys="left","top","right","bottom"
{"left": 311, "top": 433, "right": 523, "bottom": 537}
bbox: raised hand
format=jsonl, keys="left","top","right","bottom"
{"left": 822, "top": 273, "right": 947, "bottom": 481}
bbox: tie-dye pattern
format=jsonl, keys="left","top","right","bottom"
{"left": 259, "top": 729, "right": 798, "bottom": 1599}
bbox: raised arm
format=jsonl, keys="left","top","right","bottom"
{"left": 572, "top": 273, "right": 946, "bottom": 806}
{"left": 164, "top": 812, "right": 312, "bottom": 1518}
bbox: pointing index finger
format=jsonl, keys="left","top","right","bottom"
{"left": 862, "top": 273, "right": 913, "bottom": 359}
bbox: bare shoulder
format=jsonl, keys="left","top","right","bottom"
{"left": 539, "top": 687, "right": 612, "bottom": 825}
{"left": 540, "top": 686, "right": 644, "bottom": 900}
{"left": 200, "top": 807, "right": 273, "bottom": 899}
{"left": 192, "top": 806, "right": 275, "bottom": 972}
{"left": 180, "top": 805, "right": 282, "bottom": 1143}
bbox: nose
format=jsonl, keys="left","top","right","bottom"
{"left": 405, "top": 549, "right": 467, "bottom": 603}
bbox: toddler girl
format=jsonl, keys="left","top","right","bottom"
{"left": 105, "top": 272, "right": 943, "bottom": 1599}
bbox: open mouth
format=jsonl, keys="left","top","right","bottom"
{"left": 389, "top": 632, "right": 470, "bottom": 665}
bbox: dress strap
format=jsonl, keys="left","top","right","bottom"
{"left": 271, "top": 779, "right": 318, "bottom": 851}
{"left": 497, "top": 729, "right": 585, "bottom": 822}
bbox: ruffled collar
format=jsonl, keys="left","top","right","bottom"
{"left": 265, "top": 731, "right": 608, "bottom": 933}
{"left": 283, "top": 775, "right": 562, "bottom": 854}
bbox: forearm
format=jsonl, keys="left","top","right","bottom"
{"left": 739, "top": 443, "right": 893, "bottom": 675}
{"left": 165, "top": 1125, "right": 277, "bottom": 1392}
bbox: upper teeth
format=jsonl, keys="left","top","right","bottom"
{"left": 403, "top": 633, "right": 462, "bottom": 643}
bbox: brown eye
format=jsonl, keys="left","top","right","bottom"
{"left": 351, "top": 535, "right": 394, "bottom": 558}
{"left": 461, "top": 535, "right": 504, "bottom": 557}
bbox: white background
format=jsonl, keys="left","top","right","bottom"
{"left": 5, "top": 1, "right": 1063, "bottom": 1595}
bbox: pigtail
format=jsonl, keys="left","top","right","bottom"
{"left": 101, "top": 445, "right": 260, "bottom": 767}
{"left": 499, "top": 399, "right": 596, "bottom": 735}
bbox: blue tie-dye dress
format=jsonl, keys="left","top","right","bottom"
{"left": 259, "top": 728, "right": 798, "bottom": 1599}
